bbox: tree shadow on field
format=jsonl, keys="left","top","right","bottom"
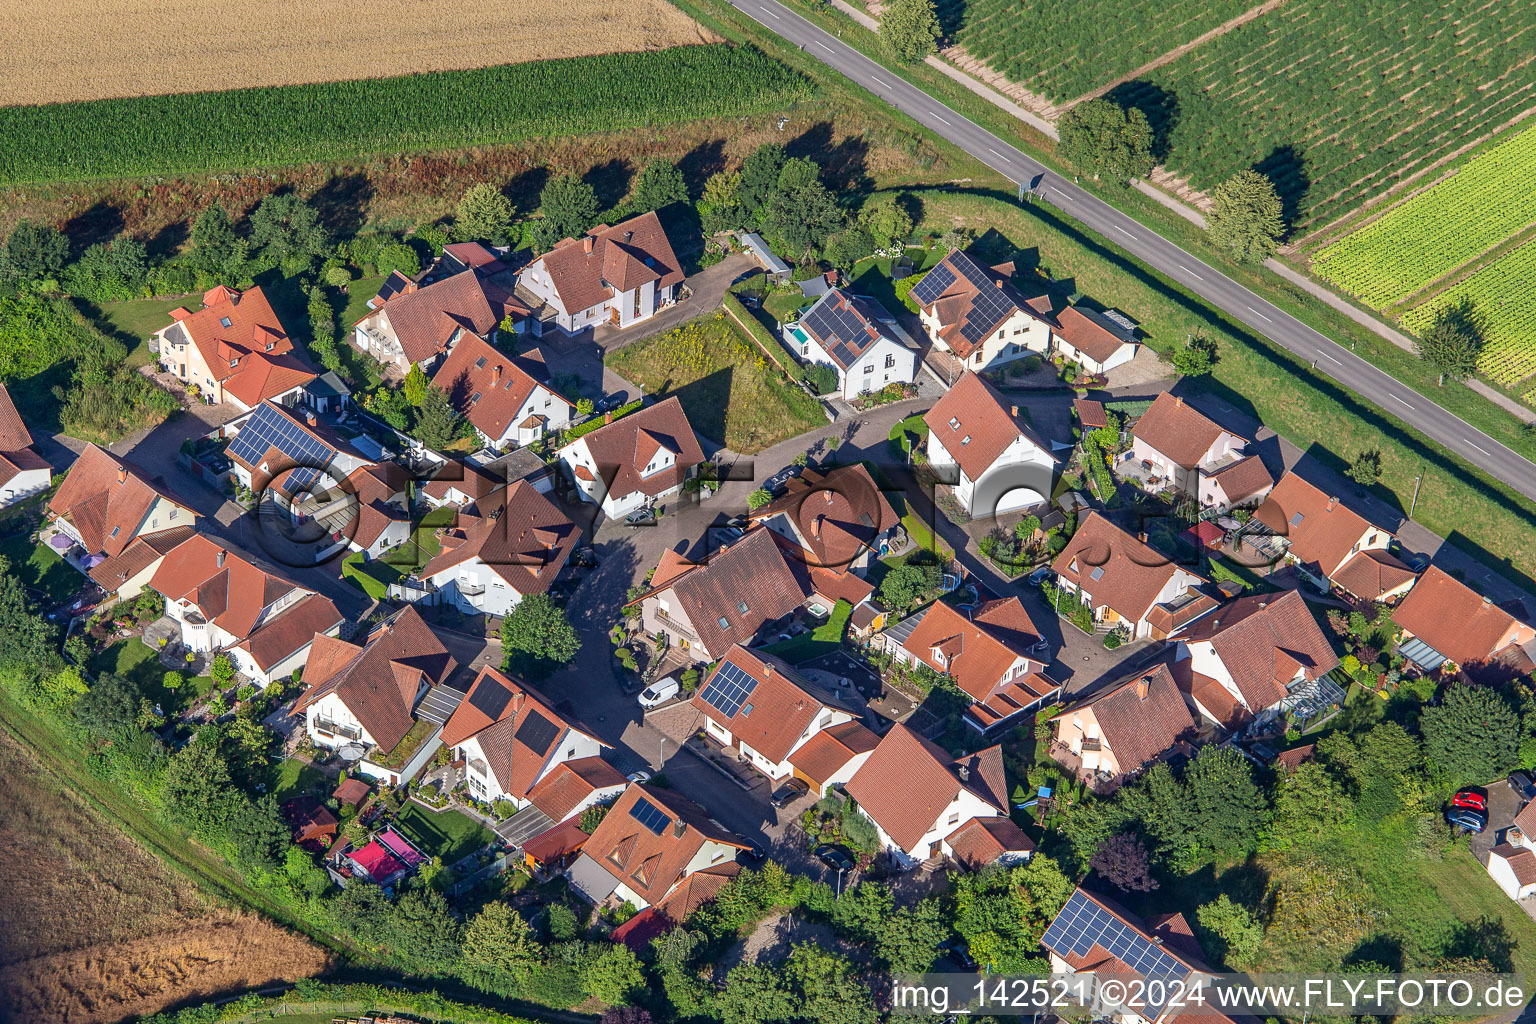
{"left": 1104, "top": 80, "right": 1180, "bottom": 163}
{"left": 147, "top": 219, "right": 190, "bottom": 261}
{"left": 678, "top": 138, "right": 728, "bottom": 195}
{"left": 62, "top": 200, "right": 125, "bottom": 259}
{"left": 583, "top": 159, "right": 634, "bottom": 212}
{"left": 504, "top": 166, "right": 550, "bottom": 214}
{"left": 1254, "top": 144, "right": 1311, "bottom": 239}
{"left": 311, "top": 173, "right": 374, "bottom": 239}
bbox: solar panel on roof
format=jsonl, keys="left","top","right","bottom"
{"left": 698, "top": 658, "right": 760, "bottom": 719}
{"left": 514, "top": 710, "right": 560, "bottom": 755}
{"left": 909, "top": 262, "right": 956, "bottom": 307}
{"left": 228, "top": 405, "right": 337, "bottom": 488}
{"left": 951, "top": 255, "right": 1023, "bottom": 345}
{"left": 469, "top": 679, "right": 513, "bottom": 721}
{"left": 629, "top": 796, "right": 671, "bottom": 836}
{"left": 1040, "top": 891, "right": 1188, "bottom": 1010}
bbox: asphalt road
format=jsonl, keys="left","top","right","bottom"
{"left": 727, "top": 0, "right": 1536, "bottom": 501}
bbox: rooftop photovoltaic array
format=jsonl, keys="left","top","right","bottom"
{"left": 698, "top": 657, "right": 761, "bottom": 719}
{"left": 228, "top": 404, "right": 336, "bottom": 493}
{"left": 909, "top": 262, "right": 956, "bottom": 308}
{"left": 514, "top": 709, "right": 560, "bottom": 756}
{"left": 952, "top": 254, "right": 1023, "bottom": 345}
{"left": 801, "top": 294, "right": 875, "bottom": 368}
{"left": 1041, "top": 890, "right": 1190, "bottom": 992}
{"left": 469, "top": 678, "right": 513, "bottom": 721}
{"left": 629, "top": 796, "right": 672, "bottom": 836}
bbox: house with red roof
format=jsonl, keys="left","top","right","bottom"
{"left": 782, "top": 288, "right": 917, "bottom": 400}
{"left": 46, "top": 444, "right": 198, "bottom": 601}
{"left": 440, "top": 667, "right": 609, "bottom": 807}
{"left": 431, "top": 333, "right": 573, "bottom": 449}
{"left": 1126, "top": 393, "right": 1272, "bottom": 510}
{"left": 1052, "top": 513, "right": 1212, "bottom": 640}
{"left": 911, "top": 248, "right": 1056, "bottom": 373}
{"left": 352, "top": 266, "right": 526, "bottom": 374}
{"left": 1051, "top": 303, "right": 1139, "bottom": 375}
{"left": 415, "top": 480, "right": 579, "bottom": 617}
{"left": 566, "top": 782, "right": 751, "bottom": 910}
{"left": 154, "top": 285, "right": 316, "bottom": 411}
{"left": 148, "top": 534, "right": 342, "bottom": 686}
{"left": 1249, "top": 472, "right": 1413, "bottom": 600}
{"left": 1051, "top": 663, "right": 1196, "bottom": 789}
{"left": 846, "top": 724, "right": 1030, "bottom": 869}
{"left": 293, "top": 606, "right": 457, "bottom": 778}
{"left": 689, "top": 645, "right": 866, "bottom": 782}
{"left": 556, "top": 397, "right": 704, "bottom": 519}
{"left": 749, "top": 463, "right": 899, "bottom": 578}
{"left": 923, "top": 372, "right": 1057, "bottom": 518}
{"left": 1392, "top": 566, "right": 1536, "bottom": 680}
{"left": 786, "top": 720, "right": 880, "bottom": 796}
{"left": 883, "top": 596, "right": 1059, "bottom": 734}
{"left": 518, "top": 212, "right": 683, "bottom": 334}
{"left": 0, "top": 383, "right": 50, "bottom": 509}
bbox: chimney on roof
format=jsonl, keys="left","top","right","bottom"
{"left": 813, "top": 514, "right": 824, "bottom": 539}
{"left": 1137, "top": 531, "right": 1148, "bottom": 542}
{"left": 117, "top": 466, "right": 127, "bottom": 485}
{"left": 216, "top": 549, "right": 226, "bottom": 569}
{"left": 306, "top": 411, "right": 318, "bottom": 427}
{"left": 995, "top": 278, "right": 1003, "bottom": 289}
{"left": 583, "top": 235, "right": 594, "bottom": 254}
{"left": 624, "top": 231, "right": 633, "bottom": 243}
{"left": 673, "top": 819, "right": 686, "bottom": 839}
{"left": 604, "top": 411, "right": 614, "bottom": 425}
{"left": 1135, "top": 676, "right": 1150, "bottom": 700}
{"left": 958, "top": 764, "right": 970, "bottom": 781}
{"left": 1258, "top": 600, "right": 1267, "bottom": 610}
{"left": 1174, "top": 396, "right": 1183, "bottom": 407}
{"left": 493, "top": 364, "right": 502, "bottom": 385}
{"left": 1011, "top": 405, "right": 1019, "bottom": 417}
{"left": 1327, "top": 496, "right": 1339, "bottom": 511}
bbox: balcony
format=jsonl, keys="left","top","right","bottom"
{"left": 653, "top": 607, "right": 697, "bottom": 638}
{"left": 456, "top": 580, "right": 486, "bottom": 597}
{"left": 314, "top": 718, "right": 363, "bottom": 742}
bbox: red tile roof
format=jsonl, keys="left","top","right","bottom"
{"left": 1253, "top": 472, "right": 1384, "bottom": 579}
{"left": 1491, "top": 844, "right": 1536, "bottom": 887}
{"left": 294, "top": 606, "right": 456, "bottom": 752}
{"left": 1331, "top": 548, "right": 1417, "bottom": 602}
{"left": 534, "top": 212, "right": 682, "bottom": 315}
{"left": 944, "top": 815, "right": 1035, "bottom": 870}
{"left": 1052, "top": 513, "right": 1206, "bottom": 624}
{"left": 1074, "top": 398, "right": 1108, "bottom": 431}
{"left": 845, "top": 724, "right": 1006, "bottom": 853}
{"left": 364, "top": 270, "right": 516, "bottom": 364}
{"left": 522, "top": 816, "right": 593, "bottom": 866}
{"left": 432, "top": 332, "right": 571, "bottom": 441}
{"left": 526, "top": 756, "right": 628, "bottom": 823}
{"left": 1205, "top": 455, "right": 1273, "bottom": 505}
{"left": 786, "top": 720, "right": 879, "bottom": 786}
{"left": 163, "top": 286, "right": 311, "bottom": 401}
{"left": 1393, "top": 565, "right": 1533, "bottom": 666}
{"left": 900, "top": 598, "right": 1046, "bottom": 703}
{"left": 237, "top": 591, "right": 342, "bottom": 672}
{"left": 87, "top": 525, "right": 194, "bottom": 593}
{"left": 419, "top": 481, "right": 579, "bottom": 598}
{"left": 751, "top": 464, "right": 898, "bottom": 573}
{"left": 1132, "top": 393, "right": 1229, "bottom": 470}
{"left": 581, "top": 783, "right": 749, "bottom": 907}
{"left": 422, "top": 459, "right": 504, "bottom": 503}
{"left": 923, "top": 371, "right": 1055, "bottom": 485}
{"left": 914, "top": 250, "right": 1048, "bottom": 360}
{"left": 1062, "top": 663, "right": 1195, "bottom": 774}
{"left": 0, "top": 383, "right": 34, "bottom": 451}
{"left": 690, "top": 646, "right": 861, "bottom": 763}
{"left": 148, "top": 534, "right": 318, "bottom": 644}
{"left": 1055, "top": 306, "right": 1132, "bottom": 363}
{"left": 565, "top": 396, "right": 704, "bottom": 502}
{"left": 1167, "top": 656, "right": 1251, "bottom": 731}
{"left": 441, "top": 667, "right": 605, "bottom": 799}
{"left": 1176, "top": 590, "right": 1337, "bottom": 712}
{"left": 49, "top": 444, "right": 194, "bottom": 558}
{"left": 0, "top": 447, "right": 49, "bottom": 492}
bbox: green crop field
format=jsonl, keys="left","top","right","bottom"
{"left": 1111, "top": 0, "right": 1536, "bottom": 232}
{"left": 1400, "top": 239, "right": 1536, "bottom": 393}
{"left": 0, "top": 45, "right": 808, "bottom": 185}
{"left": 1311, "top": 126, "right": 1536, "bottom": 309}
{"left": 936, "top": 0, "right": 1234, "bottom": 102}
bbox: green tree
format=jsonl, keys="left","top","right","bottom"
{"left": 764, "top": 180, "right": 845, "bottom": 264}
{"left": 375, "top": 241, "right": 421, "bottom": 278}
{"left": 3, "top": 220, "right": 69, "bottom": 282}
{"left": 1196, "top": 894, "right": 1263, "bottom": 969}
{"left": 823, "top": 227, "right": 875, "bottom": 274}
{"left": 388, "top": 887, "right": 464, "bottom": 976}
{"left": 190, "top": 203, "right": 248, "bottom": 280}
{"left": 1416, "top": 296, "right": 1485, "bottom": 384}
{"left": 747, "top": 488, "right": 774, "bottom": 510}
{"left": 20, "top": 665, "right": 89, "bottom": 716}
{"left": 879, "top": 0, "right": 941, "bottom": 62}
{"left": 877, "top": 560, "right": 943, "bottom": 610}
{"left": 1057, "top": 99, "right": 1155, "bottom": 183}
{"left": 1267, "top": 761, "right": 1353, "bottom": 850}
{"left": 501, "top": 593, "right": 581, "bottom": 679}
{"left": 209, "top": 653, "right": 236, "bottom": 687}
{"left": 875, "top": 896, "right": 948, "bottom": 972}
{"left": 858, "top": 193, "right": 916, "bottom": 251}
{"left": 412, "top": 384, "right": 465, "bottom": 450}
{"left": 455, "top": 183, "right": 515, "bottom": 244}
{"left": 1348, "top": 449, "right": 1383, "bottom": 487}
{"left": 367, "top": 386, "right": 411, "bottom": 431}
{"left": 306, "top": 285, "right": 339, "bottom": 372}
{"left": 324, "top": 265, "right": 352, "bottom": 289}
{"left": 631, "top": 159, "right": 689, "bottom": 211}
{"left": 403, "top": 363, "right": 430, "bottom": 406}
{"left": 1015, "top": 514, "right": 1042, "bottom": 542}
{"left": 73, "top": 672, "right": 143, "bottom": 738}
{"left": 462, "top": 901, "right": 542, "bottom": 997}
{"left": 700, "top": 170, "right": 744, "bottom": 233}
{"left": 1171, "top": 330, "right": 1219, "bottom": 377}
{"left": 1420, "top": 682, "right": 1519, "bottom": 788}
{"left": 248, "top": 193, "right": 330, "bottom": 262}
{"left": 737, "top": 144, "right": 788, "bottom": 218}
{"left": 893, "top": 273, "right": 922, "bottom": 313}
{"left": 0, "top": 557, "right": 60, "bottom": 675}
{"left": 1207, "top": 170, "right": 1285, "bottom": 264}
{"left": 578, "top": 941, "right": 644, "bottom": 1004}
{"left": 804, "top": 362, "right": 839, "bottom": 395}
{"left": 1182, "top": 744, "right": 1268, "bottom": 861}
{"left": 534, "top": 175, "right": 600, "bottom": 251}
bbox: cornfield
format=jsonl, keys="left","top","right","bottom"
{"left": 1312, "top": 126, "right": 1536, "bottom": 309}
{"left": 1399, "top": 239, "right": 1536, "bottom": 390}
{"left": 0, "top": 45, "right": 809, "bottom": 185}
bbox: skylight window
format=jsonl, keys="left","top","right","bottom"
{"left": 741, "top": 703, "right": 754, "bottom": 716}
{"left": 219, "top": 317, "right": 232, "bottom": 328}
{"left": 471, "top": 392, "right": 482, "bottom": 403}
{"left": 1090, "top": 566, "right": 1106, "bottom": 581}
{"left": 475, "top": 356, "right": 487, "bottom": 369}
{"left": 737, "top": 600, "right": 749, "bottom": 614}
{"left": 961, "top": 435, "right": 972, "bottom": 446}
{"left": 949, "top": 417, "right": 960, "bottom": 429}
{"left": 1290, "top": 512, "right": 1305, "bottom": 526}
{"left": 718, "top": 616, "right": 730, "bottom": 629}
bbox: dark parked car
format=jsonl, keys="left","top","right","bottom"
{"left": 571, "top": 547, "right": 598, "bottom": 568}
{"left": 595, "top": 393, "right": 628, "bottom": 413}
{"left": 624, "top": 507, "right": 656, "bottom": 528}
{"left": 814, "top": 844, "right": 856, "bottom": 873}
{"left": 770, "top": 777, "right": 810, "bottom": 808}
{"left": 1509, "top": 770, "right": 1536, "bottom": 801}
{"left": 940, "top": 938, "right": 979, "bottom": 972}
{"left": 1027, "top": 566, "right": 1054, "bottom": 588}
{"left": 1446, "top": 806, "right": 1488, "bottom": 833}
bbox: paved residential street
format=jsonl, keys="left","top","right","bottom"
{"left": 723, "top": 0, "right": 1536, "bottom": 507}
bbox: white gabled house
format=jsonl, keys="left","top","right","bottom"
{"left": 557, "top": 397, "right": 705, "bottom": 519}
{"left": 0, "top": 383, "right": 50, "bottom": 509}
{"left": 922, "top": 371, "right": 1057, "bottom": 518}
{"left": 518, "top": 212, "right": 683, "bottom": 335}
{"left": 910, "top": 249, "right": 1055, "bottom": 372}
{"left": 783, "top": 288, "right": 916, "bottom": 400}
{"left": 430, "top": 332, "right": 574, "bottom": 449}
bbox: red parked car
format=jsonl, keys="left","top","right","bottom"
{"left": 1451, "top": 789, "right": 1487, "bottom": 812}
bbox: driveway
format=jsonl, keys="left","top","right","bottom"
{"left": 1475, "top": 779, "right": 1523, "bottom": 864}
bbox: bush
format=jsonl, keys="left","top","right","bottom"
{"left": 804, "top": 362, "right": 839, "bottom": 395}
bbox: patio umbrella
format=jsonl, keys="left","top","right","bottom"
{"left": 48, "top": 534, "right": 72, "bottom": 551}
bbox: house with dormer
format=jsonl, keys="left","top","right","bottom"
{"left": 689, "top": 645, "right": 865, "bottom": 782}
{"left": 154, "top": 285, "right": 316, "bottom": 411}
{"left": 148, "top": 535, "right": 342, "bottom": 686}
{"left": 47, "top": 444, "right": 198, "bottom": 601}
{"left": 416, "top": 480, "right": 580, "bottom": 617}
{"left": 225, "top": 400, "right": 377, "bottom": 505}
{"left": 1051, "top": 664, "right": 1196, "bottom": 790}
{"left": 0, "top": 384, "right": 50, "bottom": 508}
{"left": 1248, "top": 472, "right": 1412, "bottom": 600}
{"left": 431, "top": 332, "right": 574, "bottom": 449}
{"left": 518, "top": 212, "right": 683, "bottom": 335}
{"left": 1127, "top": 393, "right": 1272, "bottom": 510}
{"left": 567, "top": 782, "right": 752, "bottom": 910}
{"left": 749, "top": 463, "right": 900, "bottom": 578}
{"left": 1052, "top": 513, "right": 1211, "bottom": 640}
{"left": 923, "top": 371, "right": 1057, "bottom": 518}
{"left": 440, "top": 666, "right": 610, "bottom": 807}
{"left": 1392, "top": 566, "right": 1536, "bottom": 681}
{"left": 557, "top": 397, "right": 704, "bottom": 519}
{"left": 846, "top": 724, "right": 1031, "bottom": 869}
{"left": 910, "top": 248, "right": 1055, "bottom": 372}
{"left": 783, "top": 288, "right": 916, "bottom": 400}
{"left": 353, "top": 268, "right": 526, "bottom": 374}
{"left": 884, "top": 597, "right": 1059, "bottom": 733}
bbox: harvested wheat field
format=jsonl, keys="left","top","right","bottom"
{"left": 3, "top": 0, "right": 719, "bottom": 107}
{"left": 0, "top": 730, "right": 329, "bottom": 1023}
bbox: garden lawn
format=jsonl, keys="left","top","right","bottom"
{"left": 88, "top": 639, "right": 213, "bottom": 716}
{"left": 758, "top": 599, "right": 852, "bottom": 663}
{"left": 381, "top": 506, "right": 454, "bottom": 575}
{"left": 340, "top": 275, "right": 386, "bottom": 331}
{"left": 342, "top": 551, "right": 399, "bottom": 600}
{"left": 0, "top": 533, "right": 81, "bottom": 606}
{"left": 393, "top": 804, "right": 496, "bottom": 863}
{"left": 273, "top": 758, "right": 329, "bottom": 802}
{"left": 96, "top": 295, "right": 199, "bottom": 367}
{"left": 847, "top": 249, "right": 944, "bottom": 315}
{"left": 605, "top": 312, "right": 825, "bottom": 453}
